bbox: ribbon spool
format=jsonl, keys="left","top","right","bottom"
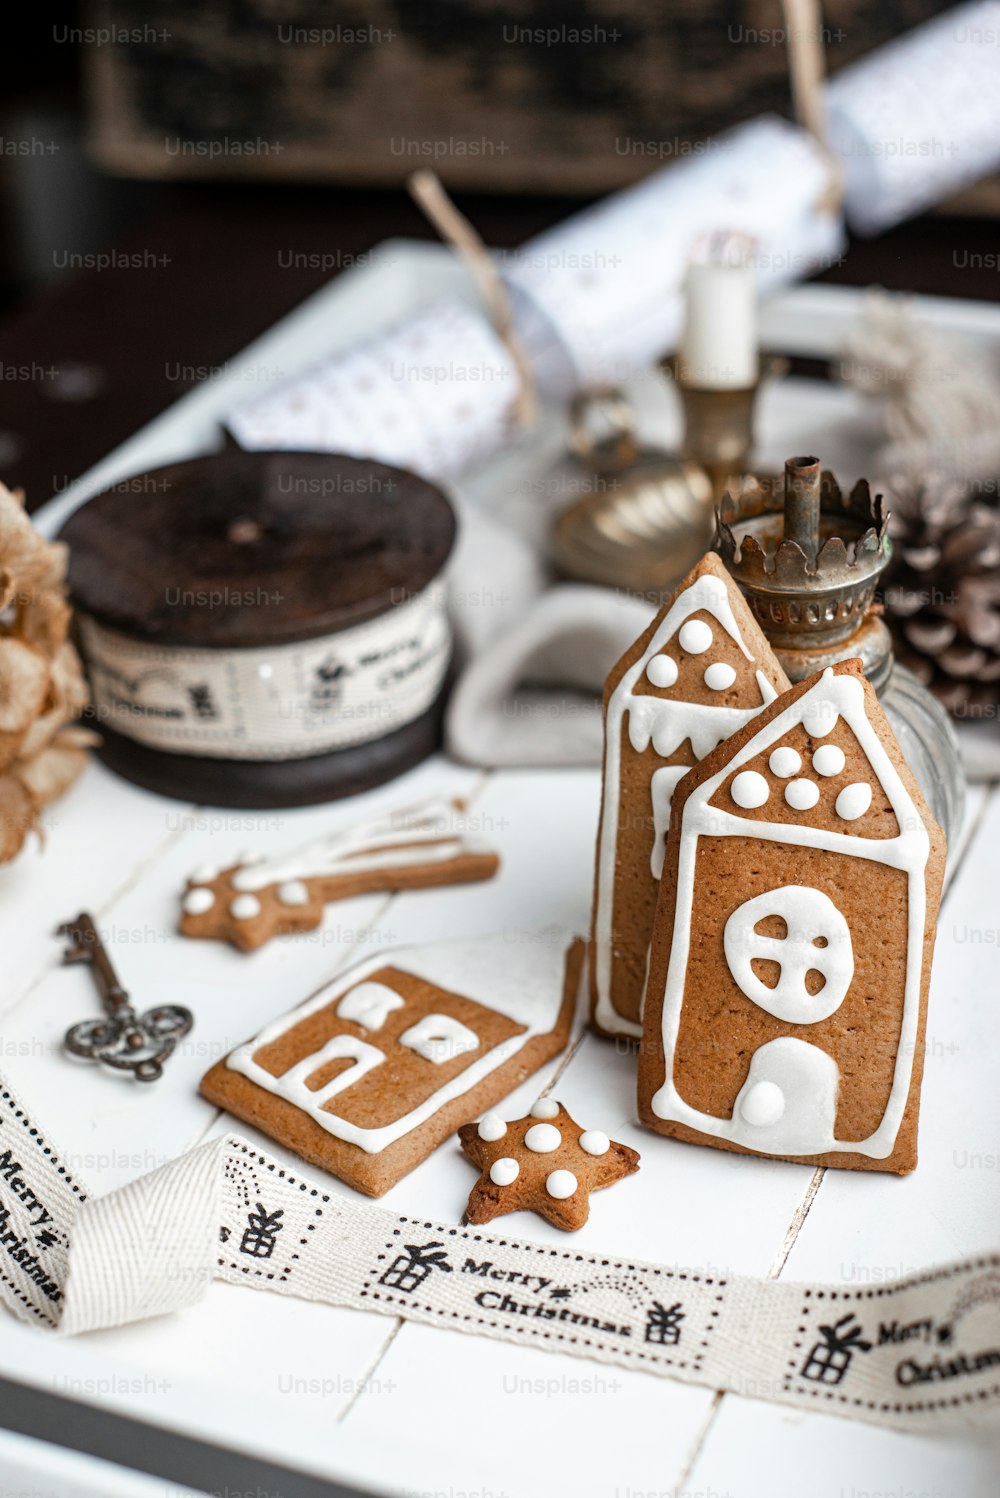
{"left": 60, "top": 449, "right": 456, "bottom": 808}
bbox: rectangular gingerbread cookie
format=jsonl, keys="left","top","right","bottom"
{"left": 202, "top": 932, "right": 581, "bottom": 1195}
{"left": 637, "top": 660, "right": 946, "bottom": 1174}
{"left": 589, "top": 551, "right": 789, "bottom": 1039}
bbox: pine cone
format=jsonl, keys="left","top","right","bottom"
{"left": 882, "top": 472, "right": 1000, "bottom": 716}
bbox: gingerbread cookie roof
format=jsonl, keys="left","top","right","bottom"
{"left": 608, "top": 552, "right": 790, "bottom": 764}
{"left": 688, "top": 660, "right": 939, "bottom": 863}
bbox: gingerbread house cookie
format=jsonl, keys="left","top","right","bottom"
{"left": 202, "top": 931, "right": 581, "bottom": 1195}
{"left": 590, "top": 552, "right": 789, "bottom": 1038}
{"left": 637, "top": 660, "right": 946, "bottom": 1174}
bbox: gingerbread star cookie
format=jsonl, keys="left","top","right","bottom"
{"left": 179, "top": 795, "right": 500, "bottom": 953}
{"left": 458, "top": 1099, "right": 639, "bottom": 1231}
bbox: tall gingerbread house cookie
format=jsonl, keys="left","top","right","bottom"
{"left": 637, "top": 660, "right": 946, "bottom": 1174}
{"left": 589, "top": 552, "right": 789, "bottom": 1038}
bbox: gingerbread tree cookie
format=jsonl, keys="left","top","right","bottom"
{"left": 202, "top": 931, "right": 581, "bottom": 1196}
{"left": 589, "top": 552, "right": 789, "bottom": 1038}
{"left": 637, "top": 659, "right": 946, "bottom": 1174}
{"left": 179, "top": 795, "right": 499, "bottom": 952}
{"left": 458, "top": 1098, "right": 639, "bottom": 1231}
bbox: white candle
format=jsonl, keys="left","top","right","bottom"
{"left": 678, "top": 257, "right": 758, "bottom": 390}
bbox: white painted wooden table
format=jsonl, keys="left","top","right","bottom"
{"left": 3, "top": 251, "right": 1000, "bottom": 1496}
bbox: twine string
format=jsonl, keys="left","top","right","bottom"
{"left": 407, "top": 169, "right": 538, "bottom": 427}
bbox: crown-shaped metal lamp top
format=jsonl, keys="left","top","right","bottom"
{"left": 716, "top": 455, "right": 892, "bottom": 651}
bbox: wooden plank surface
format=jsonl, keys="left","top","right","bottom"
{"left": 1, "top": 262, "right": 998, "bottom": 1494}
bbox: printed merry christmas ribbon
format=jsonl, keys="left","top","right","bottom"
{"left": 2, "top": 1069, "right": 999, "bottom": 1431}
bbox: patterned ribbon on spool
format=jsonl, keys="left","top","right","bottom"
{"left": 4, "top": 1069, "right": 1000, "bottom": 1430}
{"left": 76, "top": 584, "right": 451, "bottom": 760}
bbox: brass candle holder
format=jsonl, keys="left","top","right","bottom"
{"left": 550, "top": 359, "right": 781, "bottom": 603}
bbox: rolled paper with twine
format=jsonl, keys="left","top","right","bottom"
{"left": 228, "top": 1, "right": 1000, "bottom": 478}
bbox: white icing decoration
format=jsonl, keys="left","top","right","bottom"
{"left": 836, "top": 782, "right": 873, "bottom": 821}
{"left": 477, "top": 1112, "right": 507, "bottom": 1142}
{"left": 593, "top": 570, "right": 780, "bottom": 1039}
{"left": 731, "top": 771, "right": 770, "bottom": 809}
{"left": 731, "top": 1038, "right": 840, "bottom": 1154}
{"left": 230, "top": 796, "right": 494, "bottom": 892}
{"left": 227, "top": 932, "right": 570, "bottom": 1155}
{"left": 646, "top": 654, "right": 678, "bottom": 688}
{"left": 578, "top": 1130, "right": 610, "bottom": 1156}
{"left": 812, "top": 743, "right": 845, "bottom": 777}
{"left": 650, "top": 765, "right": 688, "bottom": 881}
{"left": 545, "top": 1169, "right": 578, "bottom": 1200}
{"left": 489, "top": 1157, "right": 519, "bottom": 1186}
{"left": 399, "top": 1013, "right": 480, "bottom": 1065}
{"left": 230, "top": 894, "right": 261, "bottom": 920}
{"left": 337, "top": 982, "right": 405, "bottom": 1031}
{"left": 802, "top": 698, "right": 838, "bottom": 739}
{"left": 182, "top": 887, "right": 215, "bottom": 916}
{"left": 189, "top": 864, "right": 219, "bottom": 884}
{"left": 277, "top": 880, "right": 310, "bottom": 907}
{"left": 784, "top": 779, "right": 819, "bottom": 811}
{"left": 529, "top": 1098, "right": 559, "bottom": 1119}
{"left": 724, "top": 884, "right": 854, "bottom": 1023}
{"left": 679, "top": 619, "right": 713, "bottom": 654}
{"left": 768, "top": 746, "right": 801, "bottom": 778}
{"left": 524, "top": 1123, "right": 561, "bottom": 1153}
{"left": 739, "top": 1078, "right": 786, "bottom": 1128}
{"left": 704, "top": 661, "right": 736, "bottom": 691}
{"left": 651, "top": 668, "right": 931, "bottom": 1159}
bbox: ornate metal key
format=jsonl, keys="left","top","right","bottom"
{"left": 59, "top": 912, "right": 193, "bottom": 1082}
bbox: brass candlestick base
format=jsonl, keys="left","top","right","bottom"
{"left": 666, "top": 354, "right": 786, "bottom": 500}
{"left": 550, "top": 361, "right": 780, "bottom": 602}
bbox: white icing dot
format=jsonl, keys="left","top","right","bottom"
{"left": 489, "top": 1157, "right": 519, "bottom": 1187}
{"left": 229, "top": 894, "right": 262, "bottom": 920}
{"left": 257, "top": 663, "right": 273, "bottom": 680}
{"left": 836, "top": 781, "right": 873, "bottom": 821}
{"left": 529, "top": 1098, "right": 560, "bottom": 1119}
{"left": 477, "top": 1113, "right": 507, "bottom": 1142}
{"left": 679, "top": 619, "right": 713, "bottom": 654}
{"left": 740, "top": 1080, "right": 786, "bottom": 1128}
{"left": 190, "top": 864, "right": 220, "bottom": 884}
{"left": 277, "top": 880, "right": 310, "bottom": 907}
{"left": 704, "top": 661, "right": 737, "bottom": 692}
{"left": 545, "top": 1169, "right": 578, "bottom": 1200}
{"left": 803, "top": 700, "right": 838, "bottom": 739}
{"left": 785, "top": 779, "right": 820, "bottom": 811}
{"left": 646, "top": 654, "right": 678, "bottom": 689}
{"left": 182, "top": 887, "right": 215, "bottom": 916}
{"left": 237, "top": 850, "right": 263, "bottom": 865}
{"left": 813, "top": 744, "right": 846, "bottom": 777}
{"left": 578, "top": 1130, "right": 610, "bottom": 1156}
{"left": 768, "top": 746, "right": 801, "bottom": 778}
{"left": 524, "top": 1123, "right": 561, "bottom": 1154}
{"left": 731, "top": 771, "right": 770, "bottom": 809}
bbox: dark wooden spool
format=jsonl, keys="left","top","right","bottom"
{"left": 60, "top": 449, "right": 457, "bottom": 808}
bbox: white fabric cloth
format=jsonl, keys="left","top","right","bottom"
{"left": 446, "top": 584, "right": 653, "bottom": 768}
{"left": 3, "top": 1066, "right": 1000, "bottom": 1431}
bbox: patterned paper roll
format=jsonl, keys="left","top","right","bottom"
{"left": 504, "top": 115, "right": 843, "bottom": 392}
{"left": 229, "top": 118, "right": 842, "bottom": 473}
{"left": 826, "top": 0, "right": 1000, "bottom": 235}
{"left": 229, "top": 299, "right": 521, "bottom": 482}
